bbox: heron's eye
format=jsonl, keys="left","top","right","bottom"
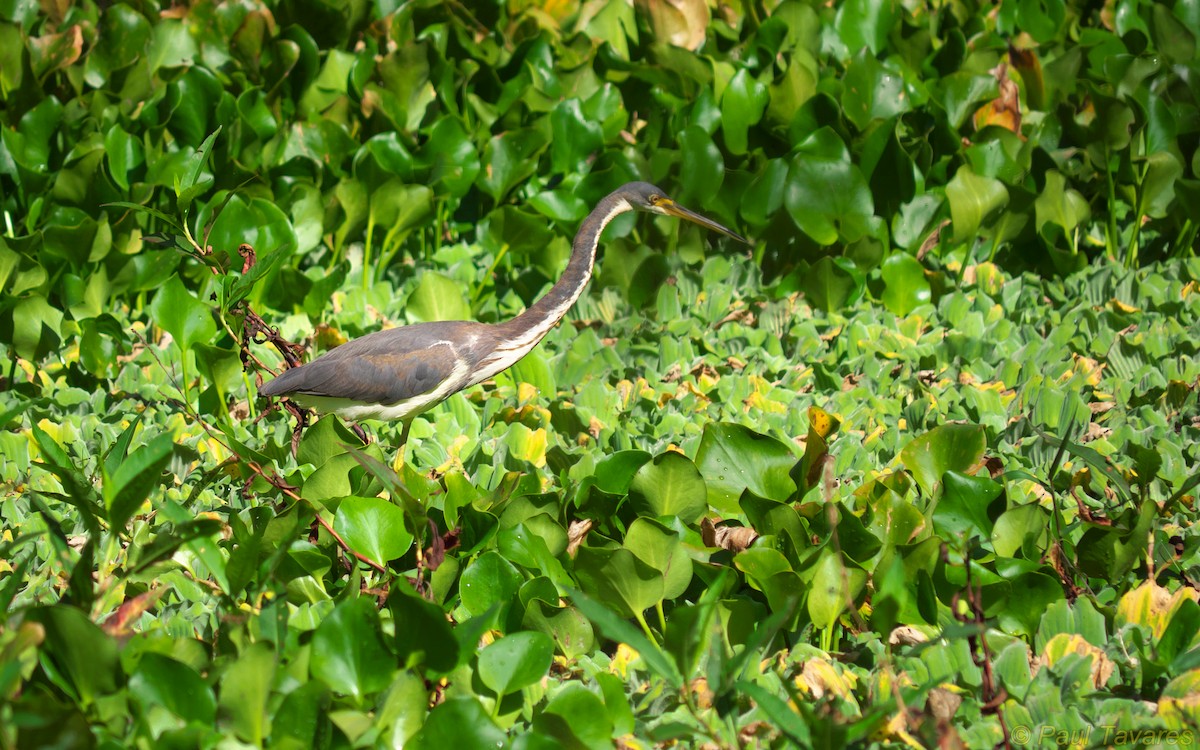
{"left": 648, "top": 194, "right": 661, "bottom": 204}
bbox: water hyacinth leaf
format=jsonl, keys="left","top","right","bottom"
{"left": 551, "top": 98, "right": 604, "bottom": 174}
{"left": 522, "top": 600, "right": 596, "bottom": 659}
{"left": 741, "top": 158, "right": 788, "bottom": 226}
{"left": 568, "top": 588, "right": 684, "bottom": 688}
{"left": 1034, "top": 170, "right": 1090, "bottom": 241}
{"left": 834, "top": 0, "right": 898, "bottom": 55}
{"left": 479, "top": 127, "right": 548, "bottom": 203}
{"left": 1001, "top": 571, "right": 1064, "bottom": 638}
{"left": 946, "top": 165, "right": 1008, "bottom": 242}
{"left": 1076, "top": 499, "right": 1157, "bottom": 580}
{"left": 803, "top": 256, "right": 863, "bottom": 313}
{"left": 593, "top": 450, "right": 652, "bottom": 494}
{"left": 147, "top": 274, "right": 216, "bottom": 354}
{"left": 784, "top": 128, "right": 875, "bottom": 245}
{"left": 880, "top": 253, "right": 931, "bottom": 316}
{"left": 421, "top": 117, "right": 481, "bottom": 198}
{"left": 333, "top": 496, "right": 413, "bottom": 567}
{"left": 408, "top": 697, "right": 506, "bottom": 750}
{"left": 721, "top": 69, "right": 769, "bottom": 155}
{"left": 12, "top": 294, "right": 64, "bottom": 361}
{"left": 406, "top": 271, "right": 470, "bottom": 323}
{"left": 270, "top": 681, "right": 330, "bottom": 750}
{"left": 624, "top": 518, "right": 692, "bottom": 600}
{"left": 937, "top": 73, "right": 998, "bottom": 130}
{"left": 535, "top": 683, "right": 615, "bottom": 749}
{"left": 696, "top": 423, "right": 797, "bottom": 514}
{"left": 933, "top": 471, "right": 1002, "bottom": 543}
{"left": 678, "top": 125, "right": 724, "bottom": 207}
{"left": 459, "top": 550, "right": 523, "bottom": 618}
{"left": 218, "top": 643, "right": 275, "bottom": 744}
{"left": 128, "top": 653, "right": 216, "bottom": 725}
{"left": 841, "top": 49, "right": 910, "bottom": 130}
{"left": 310, "top": 597, "right": 395, "bottom": 700}
{"left": 390, "top": 589, "right": 459, "bottom": 673}
{"left": 627, "top": 450, "right": 707, "bottom": 523}
{"left": 572, "top": 546, "right": 664, "bottom": 618}
{"left": 205, "top": 195, "right": 295, "bottom": 262}
{"left": 991, "top": 504, "right": 1050, "bottom": 558}
{"left": 1138, "top": 151, "right": 1182, "bottom": 219}
{"left": 808, "top": 548, "right": 867, "bottom": 631}
{"left": 899, "top": 424, "right": 987, "bottom": 496}
{"left": 25, "top": 606, "right": 119, "bottom": 707}
{"left": 477, "top": 631, "right": 554, "bottom": 697}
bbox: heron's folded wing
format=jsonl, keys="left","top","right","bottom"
{"left": 260, "top": 344, "right": 457, "bottom": 406}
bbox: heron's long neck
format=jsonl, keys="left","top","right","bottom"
{"left": 493, "top": 192, "right": 631, "bottom": 350}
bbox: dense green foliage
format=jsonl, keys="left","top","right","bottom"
{"left": 2, "top": 0, "right": 1199, "bottom": 747}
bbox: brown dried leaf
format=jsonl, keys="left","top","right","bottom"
{"left": 972, "top": 62, "right": 1022, "bottom": 135}
{"left": 918, "top": 219, "right": 951, "bottom": 260}
{"left": 888, "top": 625, "right": 930, "bottom": 646}
{"left": 103, "top": 587, "right": 167, "bottom": 637}
{"left": 701, "top": 517, "right": 759, "bottom": 552}
{"left": 567, "top": 519, "right": 593, "bottom": 557}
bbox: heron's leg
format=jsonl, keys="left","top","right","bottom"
{"left": 395, "top": 420, "right": 412, "bottom": 468}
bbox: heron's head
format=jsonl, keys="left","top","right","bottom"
{"left": 620, "top": 182, "right": 748, "bottom": 244}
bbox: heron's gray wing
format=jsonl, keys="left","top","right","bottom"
{"left": 260, "top": 343, "right": 459, "bottom": 405}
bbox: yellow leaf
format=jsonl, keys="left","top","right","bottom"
{"left": 611, "top": 643, "right": 639, "bottom": 679}
{"left": 1159, "top": 670, "right": 1200, "bottom": 730}
{"left": 1039, "top": 633, "right": 1114, "bottom": 688}
{"left": 1115, "top": 581, "right": 1199, "bottom": 641}
{"left": 794, "top": 658, "right": 857, "bottom": 700}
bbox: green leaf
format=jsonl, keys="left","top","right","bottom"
{"left": 991, "top": 504, "right": 1049, "bottom": 558}
{"left": 933, "top": 471, "right": 1001, "bottom": 543}
{"left": 627, "top": 451, "right": 708, "bottom": 523}
{"left": 624, "top": 518, "right": 692, "bottom": 600}
{"left": 879, "top": 253, "right": 931, "bottom": 316}
{"left": 333, "top": 496, "right": 414, "bottom": 567}
{"left": 678, "top": 125, "right": 724, "bottom": 208}
{"left": 834, "top": 0, "right": 898, "bottom": 55}
{"left": 460, "top": 550, "right": 524, "bottom": 618}
{"left": 593, "top": 450, "right": 652, "bottom": 494}
{"left": 721, "top": 69, "right": 768, "bottom": 155}
{"left": 104, "top": 433, "right": 175, "bottom": 532}
{"left": 568, "top": 588, "right": 684, "bottom": 689}
{"left": 408, "top": 697, "right": 506, "bottom": 750}
{"left": 26, "top": 606, "right": 120, "bottom": 707}
{"left": 807, "top": 547, "right": 867, "bottom": 630}
{"left": 535, "top": 683, "right": 615, "bottom": 749}
{"left": 841, "top": 49, "right": 910, "bottom": 130}
{"left": 572, "top": 546, "right": 664, "bottom": 619}
{"left": 147, "top": 274, "right": 217, "bottom": 354}
{"left": 310, "top": 597, "right": 395, "bottom": 700}
{"left": 477, "top": 631, "right": 554, "bottom": 697}
{"left": 551, "top": 99, "right": 604, "bottom": 174}
{"left": 695, "top": 423, "right": 797, "bottom": 514}
{"left": 738, "top": 680, "right": 813, "bottom": 746}
{"left": 899, "top": 424, "right": 987, "bottom": 496}
{"left": 406, "top": 271, "right": 470, "bottom": 322}
{"left": 390, "top": 589, "right": 459, "bottom": 673}
{"left": 1035, "top": 170, "right": 1090, "bottom": 240}
{"left": 128, "top": 653, "right": 216, "bottom": 725}
{"left": 946, "top": 165, "right": 1008, "bottom": 242}
{"left": 479, "top": 127, "right": 548, "bottom": 203}
{"left": 784, "top": 128, "right": 876, "bottom": 245}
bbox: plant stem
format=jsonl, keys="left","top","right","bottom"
{"left": 634, "top": 610, "right": 656, "bottom": 643}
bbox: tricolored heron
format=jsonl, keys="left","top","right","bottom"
{"left": 260, "top": 182, "right": 747, "bottom": 448}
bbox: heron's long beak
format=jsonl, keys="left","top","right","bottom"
{"left": 659, "top": 200, "right": 749, "bottom": 244}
